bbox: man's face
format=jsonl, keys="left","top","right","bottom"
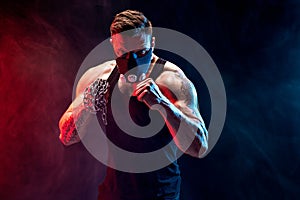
{"left": 110, "top": 33, "right": 154, "bottom": 83}
{"left": 111, "top": 33, "right": 152, "bottom": 58}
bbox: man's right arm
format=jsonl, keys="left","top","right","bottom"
{"left": 58, "top": 67, "right": 97, "bottom": 146}
{"left": 58, "top": 93, "right": 93, "bottom": 146}
{"left": 58, "top": 61, "right": 115, "bottom": 146}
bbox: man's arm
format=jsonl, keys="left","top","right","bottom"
{"left": 58, "top": 61, "right": 114, "bottom": 146}
{"left": 59, "top": 94, "right": 93, "bottom": 146}
{"left": 134, "top": 64, "right": 208, "bottom": 158}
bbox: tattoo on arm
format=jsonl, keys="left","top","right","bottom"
{"left": 60, "top": 106, "right": 90, "bottom": 145}
{"left": 180, "top": 77, "right": 194, "bottom": 105}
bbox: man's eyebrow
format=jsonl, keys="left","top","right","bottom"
{"left": 118, "top": 46, "right": 148, "bottom": 53}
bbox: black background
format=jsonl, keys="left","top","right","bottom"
{"left": 0, "top": 0, "right": 300, "bottom": 199}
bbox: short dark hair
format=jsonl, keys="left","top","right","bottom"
{"left": 110, "top": 10, "right": 152, "bottom": 36}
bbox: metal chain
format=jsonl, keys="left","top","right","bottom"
{"left": 83, "top": 78, "right": 109, "bottom": 125}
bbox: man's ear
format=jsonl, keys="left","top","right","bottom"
{"left": 151, "top": 36, "right": 155, "bottom": 48}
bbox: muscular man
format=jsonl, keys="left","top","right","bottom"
{"left": 59, "top": 10, "right": 208, "bottom": 200}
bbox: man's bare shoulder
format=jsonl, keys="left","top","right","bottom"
{"left": 156, "top": 61, "right": 186, "bottom": 85}
{"left": 156, "top": 60, "right": 198, "bottom": 105}
{"left": 76, "top": 60, "right": 116, "bottom": 95}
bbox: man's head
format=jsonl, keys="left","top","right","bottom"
{"left": 110, "top": 10, "right": 155, "bottom": 82}
{"left": 110, "top": 10, "right": 152, "bottom": 37}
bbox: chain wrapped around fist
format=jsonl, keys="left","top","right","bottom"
{"left": 83, "top": 78, "right": 109, "bottom": 125}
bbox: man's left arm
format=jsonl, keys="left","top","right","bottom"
{"left": 133, "top": 70, "right": 208, "bottom": 158}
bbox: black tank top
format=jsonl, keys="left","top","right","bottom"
{"left": 98, "top": 58, "right": 181, "bottom": 200}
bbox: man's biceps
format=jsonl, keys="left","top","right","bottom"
{"left": 176, "top": 84, "right": 197, "bottom": 105}
{"left": 76, "top": 83, "right": 86, "bottom": 97}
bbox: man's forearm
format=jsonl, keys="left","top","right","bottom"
{"left": 155, "top": 99, "right": 208, "bottom": 158}
{"left": 59, "top": 112, "right": 81, "bottom": 146}
{"left": 59, "top": 95, "right": 93, "bottom": 146}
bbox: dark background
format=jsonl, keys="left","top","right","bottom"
{"left": 1, "top": 0, "right": 300, "bottom": 199}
